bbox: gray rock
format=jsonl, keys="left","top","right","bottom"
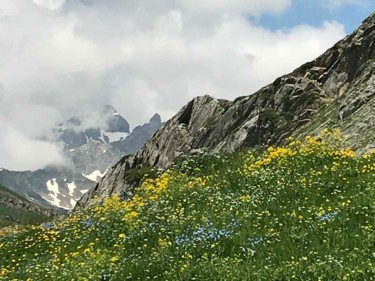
{"left": 76, "top": 12, "right": 375, "bottom": 210}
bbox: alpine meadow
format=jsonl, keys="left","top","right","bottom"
{"left": 1, "top": 5, "right": 375, "bottom": 281}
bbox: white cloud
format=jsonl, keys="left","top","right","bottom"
{"left": 32, "top": 0, "right": 65, "bottom": 10}
{"left": 181, "top": 0, "right": 293, "bottom": 17}
{"left": 320, "top": 0, "right": 370, "bottom": 9}
{"left": 0, "top": 122, "right": 64, "bottom": 171}
{"left": 0, "top": 0, "right": 347, "bottom": 170}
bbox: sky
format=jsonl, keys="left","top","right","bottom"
{"left": 0, "top": 0, "right": 374, "bottom": 171}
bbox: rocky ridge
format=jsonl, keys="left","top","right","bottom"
{"left": 76, "top": 12, "right": 375, "bottom": 209}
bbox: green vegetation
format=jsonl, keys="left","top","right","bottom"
{"left": 0, "top": 206, "right": 49, "bottom": 228}
{"left": 259, "top": 107, "right": 280, "bottom": 127}
{"left": 124, "top": 164, "right": 158, "bottom": 183}
{"left": 0, "top": 184, "right": 28, "bottom": 201}
{"left": 258, "top": 107, "right": 294, "bottom": 127}
{"left": 0, "top": 185, "right": 50, "bottom": 227}
{"left": 1, "top": 129, "right": 375, "bottom": 280}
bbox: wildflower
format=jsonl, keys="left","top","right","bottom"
{"left": 41, "top": 222, "right": 55, "bottom": 230}
{"left": 110, "top": 256, "right": 119, "bottom": 262}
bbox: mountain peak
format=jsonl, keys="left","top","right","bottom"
{"left": 102, "top": 105, "right": 117, "bottom": 115}
{"left": 66, "top": 116, "right": 81, "bottom": 127}
{"left": 150, "top": 113, "right": 162, "bottom": 124}
{"left": 54, "top": 105, "right": 130, "bottom": 150}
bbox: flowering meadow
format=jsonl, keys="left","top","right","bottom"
{"left": 1, "top": 129, "right": 375, "bottom": 280}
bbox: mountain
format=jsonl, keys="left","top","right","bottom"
{"left": 0, "top": 166, "right": 93, "bottom": 211}
{"left": 63, "top": 112, "right": 162, "bottom": 175}
{"left": 54, "top": 105, "right": 130, "bottom": 150}
{"left": 77, "top": 12, "right": 375, "bottom": 209}
{"left": 0, "top": 108, "right": 162, "bottom": 210}
{"left": 0, "top": 183, "right": 56, "bottom": 227}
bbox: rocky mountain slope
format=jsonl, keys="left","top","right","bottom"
{"left": 0, "top": 108, "right": 162, "bottom": 210}
{"left": 77, "top": 12, "right": 375, "bottom": 209}
{"left": 0, "top": 166, "right": 93, "bottom": 211}
{"left": 0, "top": 183, "right": 56, "bottom": 227}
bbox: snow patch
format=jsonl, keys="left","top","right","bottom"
{"left": 103, "top": 149, "right": 107, "bottom": 153}
{"left": 97, "top": 129, "right": 106, "bottom": 143}
{"left": 82, "top": 170, "right": 107, "bottom": 182}
{"left": 103, "top": 132, "right": 129, "bottom": 142}
{"left": 67, "top": 181, "right": 77, "bottom": 197}
{"left": 80, "top": 189, "right": 89, "bottom": 195}
{"left": 70, "top": 198, "right": 77, "bottom": 208}
{"left": 44, "top": 178, "right": 61, "bottom": 208}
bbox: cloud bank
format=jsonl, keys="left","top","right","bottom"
{"left": 320, "top": 0, "right": 371, "bottom": 9}
{"left": 0, "top": 0, "right": 348, "bottom": 170}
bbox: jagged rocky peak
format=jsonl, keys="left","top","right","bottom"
{"left": 76, "top": 12, "right": 375, "bottom": 209}
{"left": 149, "top": 113, "right": 162, "bottom": 128}
{"left": 54, "top": 105, "right": 130, "bottom": 150}
{"left": 141, "top": 95, "right": 232, "bottom": 167}
{"left": 66, "top": 116, "right": 81, "bottom": 127}
{"left": 103, "top": 105, "right": 130, "bottom": 133}
{"left": 109, "top": 113, "right": 163, "bottom": 157}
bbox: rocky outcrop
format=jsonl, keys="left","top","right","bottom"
{"left": 76, "top": 12, "right": 375, "bottom": 209}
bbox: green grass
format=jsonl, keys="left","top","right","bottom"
{"left": 0, "top": 129, "right": 375, "bottom": 280}
{"left": 0, "top": 184, "right": 50, "bottom": 227}
{"left": 0, "top": 184, "right": 28, "bottom": 201}
{"left": 0, "top": 205, "right": 50, "bottom": 227}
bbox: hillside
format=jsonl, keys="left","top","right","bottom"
{"left": 0, "top": 184, "right": 55, "bottom": 227}
{"left": 1, "top": 130, "right": 374, "bottom": 280}
{"left": 77, "top": 12, "right": 375, "bottom": 209}
{"left": 1, "top": 10, "right": 375, "bottom": 281}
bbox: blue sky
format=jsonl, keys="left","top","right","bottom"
{"left": 258, "top": 0, "right": 375, "bottom": 33}
{"left": 0, "top": 0, "right": 374, "bottom": 170}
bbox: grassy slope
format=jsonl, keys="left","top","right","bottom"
{"left": 0, "top": 129, "right": 375, "bottom": 280}
{"left": 0, "top": 184, "right": 50, "bottom": 227}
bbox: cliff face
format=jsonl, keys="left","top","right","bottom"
{"left": 76, "top": 12, "right": 375, "bottom": 209}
